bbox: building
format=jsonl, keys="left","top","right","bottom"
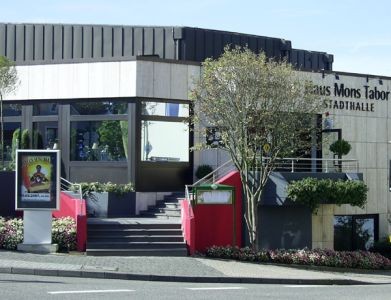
{"left": 0, "top": 23, "right": 389, "bottom": 251}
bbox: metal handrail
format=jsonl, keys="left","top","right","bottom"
{"left": 185, "top": 157, "right": 359, "bottom": 202}
{"left": 60, "top": 177, "right": 82, "bottom": 200}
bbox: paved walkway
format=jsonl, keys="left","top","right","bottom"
{"left": 0, "top": 250, "right": 390, "bottom": 285}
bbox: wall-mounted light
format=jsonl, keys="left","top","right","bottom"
{"left": 366, "top": 75, "right": 369, "bottom": 83}
{"left": 379, "top": 78, "right": 383, "bottom": 85}
{"left": 322, "top": 69, "right": 325, "bottom": 78}
{"left": 335, "top": 73, "right": 339, "bottom": 80}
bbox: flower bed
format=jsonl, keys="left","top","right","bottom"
{"left": 0, "top": 216, "right": 76, "bottom": 251}
{"left": 205, "top": 246, "right": 391, "bottom": 270}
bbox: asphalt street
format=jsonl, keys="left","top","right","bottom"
{"left": 1, "top": 273, "right": 391, "bottom": 300}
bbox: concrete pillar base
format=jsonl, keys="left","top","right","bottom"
{"left": 17, "top": 243, "right": 58, "bottom": 254}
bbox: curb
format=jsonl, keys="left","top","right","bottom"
{"left": 0, "top": 266, "right": 374, "bottom": 285}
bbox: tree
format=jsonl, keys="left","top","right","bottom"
{"left": 0, "top": 56, "right": 18, "bottom": 169}
{"left": 190, "top": 47, "right": 323, "bottom": 250}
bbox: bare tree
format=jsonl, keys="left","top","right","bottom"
{"left": 190, "top": 47, "right": 323, "bottom": 250}
{"left": 0, "top": 56, "right": 18, "bottom": 170}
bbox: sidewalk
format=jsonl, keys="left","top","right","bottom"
{"left": 0, "top": 250, "right": 391, "bottom": 285}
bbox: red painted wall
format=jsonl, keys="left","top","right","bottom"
{"left": 182, "top": 171, "right": 242, "bottom": 254}
{"left": 52, "top": 192, "right": 87, "bottom": 251}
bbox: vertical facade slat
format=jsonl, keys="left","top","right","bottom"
{"left": 83, "top": 26, "right": 92, "bottom": 59}
{"left": 0, "top": 24, "right": 5, "bottom": 56}
{"left": 113, "top": 26, "right": 123, "bottom": 57}
{"left": 63, "top": 25, "right": 73, "bottom": 59}
{"left": 25, "top": 24, "right": 34, "bottom": 61}
{"left": 154, "top": 27, "right": 164, "bottom": 59}
{"left": 43, "top": 24, "right": 53, "bottom": 60}
{"left": 53, "top": 25, "right": 63, "bottom": 60}
{"left": 132, "top": 27, "right": 143, "bottom": 56}
{"left": 6, "top": 24, "right": 16, "bottom": 61}
{"left": 248, "top": 36, "right": 257, "bottom": 54}
{"left": 144, "top": 27, "right": 154, "bottom": 55}
{"left": 73, "top": 25, "right": 83, "bottom": 59}
{"left": 165, "top": 27, "right": 175, "bottom": 59}
{"left": 213, "top": 31, "right": 222, "bottom": 59}
{"left": 204, "top": 30, "right": 214, "bottom": 59}
{"left": 15, "top": 24, "right": 25, "bottom": 62}
{"left": 123, "top": 27, "right": 133, "bottom": 57}
{"left": 195, "top": 30, "right": 204, "bottom": 62}
{"left": 92, "top": 26, "right": 102, "bottom": 58}
{"left": 102, "top": 26, "right": 113, "bottom": 58}
{"left": 34, "top": 24, "right": 44, "bottom": 60}
{"left": 183, "top": 28, "right": 195, "bottom": 61}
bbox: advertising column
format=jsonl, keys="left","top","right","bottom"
{"left": 15, "top": 150, "right": 60, "bottom": 253}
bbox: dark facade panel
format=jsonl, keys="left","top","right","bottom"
{"left": 6, "top": 24, "right": 15, "bottom": 60}
{"left": 73, "top": 25, "right": 83, "bottom": 59}
{"left": 0, "top": 23, "right": 333, "bottom": 71}
{"left": 0, "top": 24, "right": 5, "bottom": 56}
{"left": 291, "top": 49, "right": 333, "bottom": 71}
{"left": 15, "top": 24, "right": 25, "bottom": 61}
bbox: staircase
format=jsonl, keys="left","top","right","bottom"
{"left": 86, "top": 218, "right": 187, "bottom": 256}
{"left": 139, "top": 192, "right": 184, "bottom": 219}
{"left": 86, "top": 192, "right": 187, "bottom": 256}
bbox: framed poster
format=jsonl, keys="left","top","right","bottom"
{"left": 15, "top": 150, "right": 60, "bottom": 210}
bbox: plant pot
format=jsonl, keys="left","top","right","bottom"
{"left": 86, "top": 191, "right": 136, "bottom": 218}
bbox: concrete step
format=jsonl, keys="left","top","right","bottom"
{"left": 139, "top": 212, "right": 181, "bottom": 219}
{"left": 88, "top": 228, "right": 183, "bottom": 237}
{"left": 88, "top": 223, "right": 181, "bottom": 230}
{"left": 146, "top": 207, "right": 181, "bottom": 215}
{"left": 87, "top": 241, "right": 186, "bottom": 249}
{"left": 88, "top": 235, "right": 184, "bottom": 243}
{"left": 86, "top": 248, "right": 188, "bottom": 256}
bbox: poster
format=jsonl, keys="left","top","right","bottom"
{"left": 16, "top": 150, "right": 60, "bottom": 210}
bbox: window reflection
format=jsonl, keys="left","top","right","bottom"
{"left": 71, "top": 102, "right": 127, "bottom": 115}
{"left": 70, "top": 121, "right": 128, "bottom": 161}
{"left": 142, "top": 102, "right": 189, "bottom": 117}
{"left": 33, "top": 122, "right": 58, "bottom": 149}
{"left": 33, "top": 103, "right": 58, "bottom": 116}
{"left": 141, "top": 121, "right": 188, "bottom": 162}
{"left": 3, "top": 104, "right": 22, "bottom": 116}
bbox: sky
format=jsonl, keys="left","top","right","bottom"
{"left": 3, "top": 0, "right": 391, "bottom": 76}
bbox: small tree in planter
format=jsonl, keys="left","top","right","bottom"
{"left": 195, "top": 164, "right": 213, "bottom": 180}
{"left": 329, "top": 139, "right": 351, "bottom": 171}
{"left": 329, "top": 139, "right": 351, "bottom": 157}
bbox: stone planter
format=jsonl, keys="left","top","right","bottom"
{"left": 86, "top": 191, "right": 136, "bottom": 218}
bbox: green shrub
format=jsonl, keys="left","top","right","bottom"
{"left": 21, "top": 129, "right": 30, "bottom": 149}
{"left": 72, "top": 181, "right": 134, "bottom": 198}
{"left": 205, "top": 246, "right": 391, "bottom": 270}
{"left": 329, "top": 139, "right": 351, "bottom": 156}
{"left": 52, "top": 217, "right": 77, "bottom": 251}
{"left": 195, "top": 164, "right": 213, "bottom": 180}
{"left": 286, "top": 178, "right": 368, "bottom": 213}
{"left": 0, "top": 217, "right": 77, "bottom": 251}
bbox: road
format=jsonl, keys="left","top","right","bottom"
{"left": 1, "top": 273, "right": 391, "bottom": 300}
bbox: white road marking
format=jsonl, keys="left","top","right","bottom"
{"left": 48, "top": 289, "right": 135, "bottom": 295}
{"left": 186, "top": 287, "right": 246, "bottom": 291}
{"left": 284, "top": 285, "right": 326, "bottom": 288}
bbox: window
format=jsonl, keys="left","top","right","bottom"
{"left": 33, "top": 103, "right": 58, "bottom": 115}
{"left": 3, "top": 104, "right": 22, "bottom": 116}
{"left": 33, "top": 121, "right": 58, "bottom": 149}
{"left": 70, "top": 121, "right": 128, "bottom": 161}
{"left": 334, "top": 215, "right": 378, "bottom": 251}
{"left": 71, "top": 101, "right": 127, "bottom": 115}
{"left": 2, "top": 123, "right": 21, "bottom": 162}
{"left": 142, "top": 102, "right": 189, "bottom": 117}
{"left": 141, "top": 121, "right": 189, "bottom": 162}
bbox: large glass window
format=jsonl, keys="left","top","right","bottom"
{"left": 141, "top": 121, "right": 188, "bottom": 162}
{"left": 70, "top": 121, "right": 128, "bottom": 161}
{"left": 33, "top": 103, "right": 59, "bottom": 115}
{"left": 32, "top": 121, "right": 58, "bottom": 149}
{"left": 71, "top": 101, "right": 128, "bottom": 115}
{"left": 2, "top": 123, "right": 21, "bottom": 162}
{"left": 3, "top": 104, "right": 22, "bottom": 116}
{"left": 142, "top": 102, "right": 189, "bottom": 117}
{"left": 334, "top": 215, "right": 377, "bottom": 251}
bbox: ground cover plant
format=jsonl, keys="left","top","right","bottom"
{"left": 0, "top": 216, "right": 76, "bottom": 251}
{"left": 205, "top": 245, "right": 391, "bottom": 270}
